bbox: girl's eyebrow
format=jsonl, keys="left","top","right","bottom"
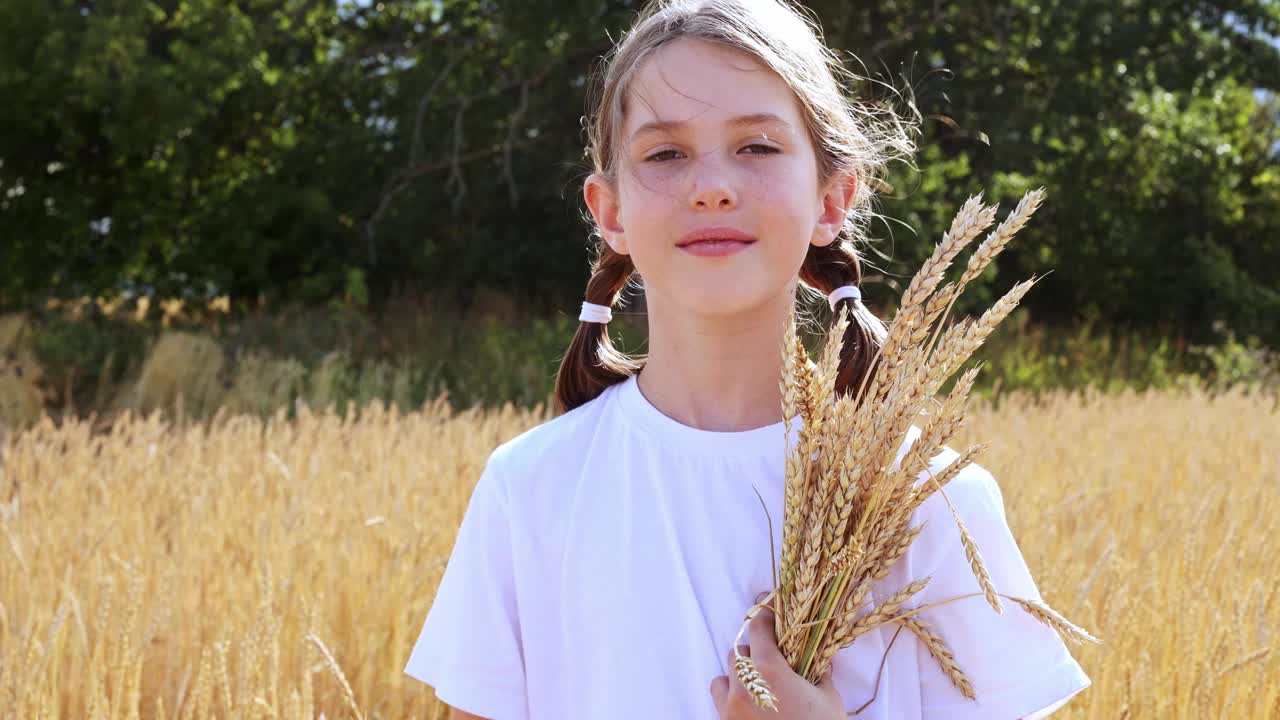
{"left": 628, "top": 112, "right": 793, "bottom": 145}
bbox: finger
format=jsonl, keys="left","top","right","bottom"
{"left": 725, "top": 644, "right": 752, "bottom": 703}
{"left": 746, "top": 598, "right": 781, "bottom": 670}
{"left": 813, "top": 662, "right": 847, "bottom": 705}
{"left": 726, "top": 644, "right": 751, "bottom": 675}
{"left": 709, "top": 674, "right": 729, "bottom": 716}
{"left": 749, "top": 590, "right": 772, "bottom": 642}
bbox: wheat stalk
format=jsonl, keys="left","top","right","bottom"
{"left": 305, "top": 632, "right": 365, "bottom": 720}
{"left": 736, "top": 188, "right": 1101, "bottom": 711}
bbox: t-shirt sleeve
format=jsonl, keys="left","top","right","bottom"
{"left": 403, "top": 451, "right": 528, "bottom": 719}
{"left": 912, "top": 467, "right": 1092, "bottom": 720}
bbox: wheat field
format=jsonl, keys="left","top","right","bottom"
{"left": 0, "top": 381, "right": 1276, "bottom": 719}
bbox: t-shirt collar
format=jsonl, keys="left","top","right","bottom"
{"left": 614, "top": 373, "right": 803, "bottom": 458}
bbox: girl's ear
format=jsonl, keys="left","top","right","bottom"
{"left": 584, "top": 173, "right": 629, "bottom": 255}
{"left": 811, "top": 171, "right": 857, "bottom": 248}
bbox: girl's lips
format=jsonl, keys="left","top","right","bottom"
{"left": 679, "top": 239, "right": 755, "bottom": 257}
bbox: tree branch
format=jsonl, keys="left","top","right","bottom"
{"left": 361, "top": 42, "right": 610, "bottom": 264}
{"left": 502, "top": 80, "right": 530, "bottom": 208}
{"left": 444, "top": 95, "right": 469, "bottom": 215}
{"left": 411, "top": 40, "right": 474, "bottom": 165}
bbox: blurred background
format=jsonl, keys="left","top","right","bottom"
{"left": 1, "top": 0, "right": 1278, "bottom": 428}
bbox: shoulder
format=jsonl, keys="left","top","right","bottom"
{"left": 898, "top": 423, "right": 1006, "bottom": 520}
{"left": 889, "top": 425, "right": 1026, "bottom": 580}
{"left": 486, "top": 381, "right": 620, "bottom": 486}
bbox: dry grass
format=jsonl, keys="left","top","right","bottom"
{"left": 0, "top": 378, "right": 1276, "bottom": 717}
{"left": 0, "top": 346, "right": 45, "bottom": 433}
{"left": 0, "top": 314, "right": 46, "bottom": 432}
{"left": 132, "top": 332, "right": 226, "bottom": 418}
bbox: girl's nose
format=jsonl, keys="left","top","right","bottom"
{"left": 689, "top": 171, "right": 736, "bottom": 210}
{"left": 693, "top": 190, "right": 734, "bottom": 209}
{"left": 686, "top": 149, "right": 737, "bottom": 210}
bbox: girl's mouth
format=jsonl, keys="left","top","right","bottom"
{"left": 678, "top": 239, "right": 756, "bottom": 257}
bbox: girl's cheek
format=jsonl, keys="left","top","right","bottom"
{"left": 630, "top": 163, "right": 688, "bottom": 191}
{"left": 741, "top": 167, "right": 778, "bottom": 194}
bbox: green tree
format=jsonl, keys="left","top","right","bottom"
{"left": 1, "top": 0, "right": 1277, "bottom": 346}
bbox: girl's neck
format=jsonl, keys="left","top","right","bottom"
{"left": 636, "top": 290, "right": 796, "bottom": 433}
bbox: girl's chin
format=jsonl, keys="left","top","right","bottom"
{"left": 667, "top": 287, "right": 778, "bottom": 316}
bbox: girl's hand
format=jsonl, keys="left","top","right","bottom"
{"left": 709, "top": 592, "right": 846, "bottom": 719}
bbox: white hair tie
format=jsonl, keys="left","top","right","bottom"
{"left": 827, "top": 285, "right": 862, "bottom": 311}
{"left": 579, "top": 301, "right": 613, "bottom": 324}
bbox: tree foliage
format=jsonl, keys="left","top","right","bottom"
{"left": 1, "top": 0, "right": 1277, "bottom": 343}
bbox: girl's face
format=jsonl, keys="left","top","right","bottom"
{"left": 584, "top": 37, "right": 854, "bottom": 319}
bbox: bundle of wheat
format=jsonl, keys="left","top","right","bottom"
{"left": 732, "top": 188, "right": 1101, "bottom": 712}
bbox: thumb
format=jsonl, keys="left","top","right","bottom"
{"left": 817, "top": 666, "right": 840, "bottom": 696}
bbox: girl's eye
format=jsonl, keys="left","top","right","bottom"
{"left": 647, "top": 149, "right": 681, "bottom": 162}
{"left": 644, "top": 144, "right": 780, "bottom": 162}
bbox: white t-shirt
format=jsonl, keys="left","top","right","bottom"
{"left": 404, "top": 373, "right": 1091, "bottom": 719}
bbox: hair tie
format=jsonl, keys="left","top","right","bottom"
{"left": 827, "top": 285, "right": 862, "bottom": 311}
{"left": 579, "top": 301, "right": 613, "bottom": 324}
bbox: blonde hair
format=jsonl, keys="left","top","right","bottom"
{"left": 555, "top": 0, "right": 922, "bottom": 414}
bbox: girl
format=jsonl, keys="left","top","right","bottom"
{"left": 405, "top": 1, "right": 1092, "bottom": 718}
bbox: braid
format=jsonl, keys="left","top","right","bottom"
{"left": 553, "top": 242, "right": 644, "bottom": 414}
{"left": 800, "top": 239, "right": 888, "bottom": 406}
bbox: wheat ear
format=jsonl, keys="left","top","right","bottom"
{"left": 900, "top": 615, "right": 975, "bottom": 699}
{"left": 919, "top": 188, "right": 1046, "bottom": 360}
{"left": 920, "top": 430, "right": 1003, "bottom": 616}
{"left": 733, "top": 595, "right": 781, "bottom": 712}
{"left": 733, "top": 655, "right": 779, "bottom": 712}
{"left": 875, "top": 194, "right": 997, "bottom": 379}
{"left": 848, "top": 576, "right": 932, "bottom": 640}
{"left": 1005, "top": 596, "right": 1102, "bottom": 645}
